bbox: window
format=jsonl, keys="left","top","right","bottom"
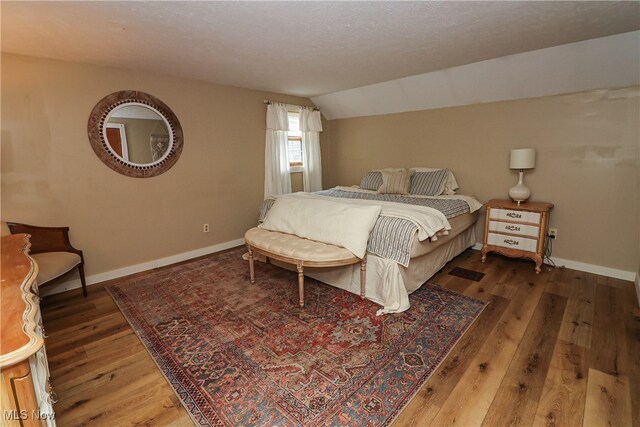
{"left": 287, "top": 111, "right": 302, "bottom": 167}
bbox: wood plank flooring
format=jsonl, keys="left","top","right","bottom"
{"left": 41, "top": 249, "right": 640, "bottom": 426}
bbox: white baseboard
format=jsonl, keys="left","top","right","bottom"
{"left": 43, "top": 238, "right": 637, "bottom": 297}
{"left": 41, "top": 238, "right": 246, "bottom": 297}
{"left": 549, "top": 256, "right": 637, "bottom": 282}
{"left": 470, "top": 243, "right": 637, "bottom": 282}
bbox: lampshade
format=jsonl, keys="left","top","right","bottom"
{"left": 510, "top": 148, "right": 536, "bottom": 170}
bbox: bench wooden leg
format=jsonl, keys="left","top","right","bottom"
{"left": 297, "top": 262, "right": 304, "bottom": 308}
{"left": 248, "top": 248, "right": 255, "bottom": 284}
{"left": 360, "top": 257, "right": 367, "bottom": 299}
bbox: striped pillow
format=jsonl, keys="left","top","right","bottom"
{"left": 409, "top": 169, "right": 449, "bottom": 196}
{"left": 360, "top": 171, "right": 383, "bottom": 191}
{"left": 378, "top": 169, "right": 414, "bottom": 195}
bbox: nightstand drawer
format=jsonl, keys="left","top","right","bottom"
{"left": 489, "top": 220, "right": 539, "bottom": 238}
{"left": 487, "top": 232, "right": 538, "bottom": 252}
{"left": 490, "top": 208, "right": 541, "bottom": 224}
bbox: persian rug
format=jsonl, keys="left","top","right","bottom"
{"left": 448, "top": 266, "right": 486, "bottom": 282}
{"left": 106, "top": 248, "right": 486, "bottom": 426}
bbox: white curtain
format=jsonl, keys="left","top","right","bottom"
{"left": 300, "top": 108, "right": 323, "bottom": 192}
{"left": 264, "top": 103, "right": 291, "bottom": 199}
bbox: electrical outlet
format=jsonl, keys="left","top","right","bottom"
{"left": 203, "top": 223, "right": 210, "bottom": 233}
{"left": 548, "top": 227, "right": 558, "bottom": 238}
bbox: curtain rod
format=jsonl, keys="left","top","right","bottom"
{"left": 263, "top": 99, "right": 319, "bottom": 111}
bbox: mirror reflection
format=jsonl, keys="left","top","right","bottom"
{"left": 104, "top": 104, "right": 171, "bottom": 165}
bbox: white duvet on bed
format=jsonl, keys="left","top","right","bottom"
{"left": 265, "top": 191, "right": 456, "bottom": 242}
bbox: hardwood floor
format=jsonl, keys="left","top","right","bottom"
{"left": 41, "top": 249, "right": 640, "bottom": 426}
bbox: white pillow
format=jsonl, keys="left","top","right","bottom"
{"left": 410, "top": 167, "right": 459, "bottom": 195}
{"left": 260, "top": 196, "right": 381, "bottom": 259}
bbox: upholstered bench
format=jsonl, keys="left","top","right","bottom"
{"left": 244, "top": 227, "right": 366, "bottom": 307}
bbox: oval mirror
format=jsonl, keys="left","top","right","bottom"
{"left": 88, "top": 91, "right": 183, "bottom": 177}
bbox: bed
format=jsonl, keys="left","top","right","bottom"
{"left": 257, "top": 168, "right": 483, "bottom": 314}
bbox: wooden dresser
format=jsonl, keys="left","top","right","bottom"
{"left": 1, "top": 234, "right": 56, "bottom": 426}
{"left": 481, "top": 199, "right": 553, "bottom": 273}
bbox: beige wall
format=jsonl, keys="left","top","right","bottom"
{"left": 291, "top": 172, "right": 304, "bottom": 192}
{"left": 3, "top": 53, "right": 637, "bottom": 277}
{"left": 1, "top": 54, "right": 326, "bottom": 276}
{"left": 326, "top": 88, "right": 639, "bottom": 272}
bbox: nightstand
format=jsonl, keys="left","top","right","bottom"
{"left": 481, "top": 199, "right": 554, "bottom": 273}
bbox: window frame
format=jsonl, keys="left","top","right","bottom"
{"left": 288, "top": 136, "right": 303, "bottom": 167}
{"left": 287, "top": 110, "right": 303, "bottom": 169}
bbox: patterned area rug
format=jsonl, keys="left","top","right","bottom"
{"left": 106, "top": 248, "right": 486, "bottom": 426}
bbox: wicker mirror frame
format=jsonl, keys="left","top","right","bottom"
{"left": 87, "top": 90, "right": 183, "bottom": 178}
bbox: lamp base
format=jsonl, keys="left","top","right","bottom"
{"left": 509, "top": 170, "right": 531, "bottom": 205}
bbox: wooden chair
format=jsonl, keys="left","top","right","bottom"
{"left": 1, "top": 222, "right": 88, "bottom": 297}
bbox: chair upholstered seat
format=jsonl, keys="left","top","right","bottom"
{"left": 31, "top": 252, "right": 82, "bottom": 285}
{"left": 1, "top": 220, "right": 88, "bottom": 296}
{"left": 1, "top": 222, "right": 10, "bottom": 237}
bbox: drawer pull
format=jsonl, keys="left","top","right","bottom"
{"left": 503, "top": 239, "right": 519, "bottom": 246}
{"left": 505, "top": 225, "right": 521, "bottom": 232}
{"left": 506, "top": 212, "right": 522, "bottom": 219}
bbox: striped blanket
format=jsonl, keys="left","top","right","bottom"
{"left": 259, "top": 187, "right": 479, "bottom": 267}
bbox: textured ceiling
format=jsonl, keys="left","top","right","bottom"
{"left": 2, "top": 1, "right": 639, "bottom": 97}
{"left": 311, "top": 31, "right": 640, "bottom": 119}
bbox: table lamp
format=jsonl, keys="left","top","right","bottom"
{"left": 508, "top": 148, "right": 535, "bottom": 205}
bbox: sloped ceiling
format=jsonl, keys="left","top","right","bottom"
{"left": 312, "top": 31, "right": 640, "bottom": 119}
{"left": 2, "top": 1, "right": 639, "bottom": 99}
